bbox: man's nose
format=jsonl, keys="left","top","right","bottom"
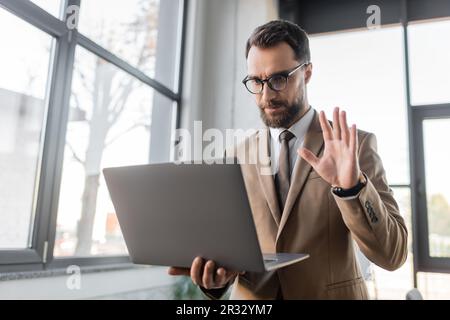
{"left": 261, "top": 82, "right": 277, "bottom": 101}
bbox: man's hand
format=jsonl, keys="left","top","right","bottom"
{"left": 298, "top": 107, "right": 361, "bottom": 189}
{"left": 168, "top": 256, "right": 243, "bottom": 290}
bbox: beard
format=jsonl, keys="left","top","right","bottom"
{"left": 259, "top": 97, "right": 302, "bottom": 128}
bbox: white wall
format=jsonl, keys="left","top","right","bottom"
{"left": 181, "top": 0, "right": 279, "bottom": 135}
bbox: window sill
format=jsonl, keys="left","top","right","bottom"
{"left": 0, "top": 262, "right": 139, "bottom": 282}
{"left": 0, "top": 264, "right": 175, "bottom": 299}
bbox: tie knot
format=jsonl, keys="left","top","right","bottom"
{"left": 279, "top": 130, "right": 295, "bottom": 143}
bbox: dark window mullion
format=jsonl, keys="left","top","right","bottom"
{"left": 38, "top": 0, "right": 80, "bottom": 268}
{"left": 77, "top": 34, "right": 179, "bottom": 102}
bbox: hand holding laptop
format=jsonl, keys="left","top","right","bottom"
{"left": 103, "top": 163, "right": 308, "bottom": 276}
{"left": 168, "top": 256, "right": 244, "bottom": 290}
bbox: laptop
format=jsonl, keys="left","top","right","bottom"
{"left": 103, "top": 161, "right": 309, "bottom": 272}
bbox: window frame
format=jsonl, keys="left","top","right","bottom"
{"left": 411, "top": 104, "right": 450, "bottom": 273}
{"left": 0, "top": 0, "right": 188, "bottom": 273}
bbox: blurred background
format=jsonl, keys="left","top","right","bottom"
{"left": 0, "top": 0, "right": 449, "bottom": 299}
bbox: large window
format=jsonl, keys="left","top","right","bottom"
{"left": 308, "top": 25, "right": 414, "bottom": 300}
{"left": 0, "top": 0, "right": 186, "bottom": 271}
{"left": 78, "top": 0, "right": 182, "bottom": 91}
{"left": 408, "top": 19, "right": 450, "bottom": 106}
{"left": 0, "top": 8, "right": 54, "bottom": 249}
{"left": 307, "top": 16, "right": 450, "bottom": 298}
{"left": 308, "top": 26, "right": 409, "bottom": 186}
{"left": 408, "top": 19, "right": 450, "bottom": 280}
{"left": 423, "top": 119, "right": 450, "bottom": 258}
{"left": 55, "top": 47, "right": 155, "bottom": 257}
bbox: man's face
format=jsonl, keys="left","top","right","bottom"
{"left": 246, "top": 42, "right": 312, "bottom": 128}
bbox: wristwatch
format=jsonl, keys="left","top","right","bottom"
{"left": 332, "top": 172, "right": 367, "bottom": 197}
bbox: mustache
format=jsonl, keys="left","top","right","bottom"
{"left": 263, "top": 101, "right": 287, "bottom": 109}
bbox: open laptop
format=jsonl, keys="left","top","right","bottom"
{"left": 103, "top": 161, "right": 309, "bottom": 272}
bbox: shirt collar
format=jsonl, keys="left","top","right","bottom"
{"left": 269, "top": 106, "right": 314, "bottom": 143}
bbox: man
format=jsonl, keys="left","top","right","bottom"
{"left": 169, "top": 20, "right": 408, "bottom": 299}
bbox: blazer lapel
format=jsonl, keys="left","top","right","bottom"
{"left": 255, "top": 129, "right": 282, "bottom": 226}
{"left": 276, "top": 110, "right": 325, "bottom": 241}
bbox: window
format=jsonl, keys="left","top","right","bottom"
{"left": 308, "top": 26, "right": 409, "bottom": 185}
{"left": 0, "top": 8, "right": 54, "bottom": 249}
{"left": 410, "top": 35, "right": 450, "bottom": 285}
{"left": 29, "top": 0, "right": 62, "bottom": 18}
{"left": 308, "top": 26, "right": 414, "bottom": 300}
{"left": 281, "top": 0, "right": 450, "bottom": 299}
{"left": 0, "top": 0, "right": 186, "bottom": 271}
{"left": 423, "top": 118, "right": 450, "bottom": 258}
{"left": 78, "top": 0, "right": 183, "bottom": 91}
{"left": 408, "top": 19, "right": 450, "bottom": 106}
{"left": 55, "top": 46, "right": 159, "bottom": 257}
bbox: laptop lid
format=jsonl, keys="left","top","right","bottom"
{"left": 103, "top": 162, "right": 267, "bottom": 272}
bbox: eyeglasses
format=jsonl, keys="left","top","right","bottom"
{"left": 242, "top": 62, "right": 310, "bottom": 94}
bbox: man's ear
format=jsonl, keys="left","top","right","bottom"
{"left": 304, "top": 63, "right": 313, "bottom": 84}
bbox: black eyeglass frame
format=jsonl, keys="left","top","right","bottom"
{"left": 242, "top": 62, "right": 310, "bottom": 94}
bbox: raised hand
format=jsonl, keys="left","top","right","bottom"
{"left": 298, "top": 107, "right": 361, "bottom": 189}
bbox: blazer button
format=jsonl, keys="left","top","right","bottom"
{"left": 370, "top": 210, "right": 378, "bottom": 223}
{"left": 365, "top": 202, "right": 377, "bottom": 223}
{"left": 371, "top": 214, "right": 379, "bottom": 223}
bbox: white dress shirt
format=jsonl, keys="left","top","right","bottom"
{"left": 269, "top": 106, "right": 315, "bottom": 177}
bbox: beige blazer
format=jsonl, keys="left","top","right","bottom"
{"left": 203, "top": 109, "right": 408, "bottom": 300}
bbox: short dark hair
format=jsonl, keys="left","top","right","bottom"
{"left": 245, "top": 20, "right": 311, "bottom": 63}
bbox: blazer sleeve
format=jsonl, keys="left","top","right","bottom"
{"left": 332, "top": 132, "right": 408, "bottom": 271}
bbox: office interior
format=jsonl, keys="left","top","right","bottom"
{"left": 1, "top": 0, "right": 450, "bottom": 300}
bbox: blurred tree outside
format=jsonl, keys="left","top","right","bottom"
{"left": 68, "top": 0, "right": 160, "bottom": 255}
{"left": 428, "top": 193, "right": 450, "bottom": 257}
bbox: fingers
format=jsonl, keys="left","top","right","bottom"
{"left": 298, "top": 147, "right": 319, "bottom": 168}
{"left": 215, "top": 268, "right": 227, "bottom": 287}
{"left": 332, "top": 107, "right": 341, "bottom": 140}
{"left": 319, "top": 111, "right": 333, "bottom": 141}
{"left": 218, "top": 268, "right": 238, "bottom": 287}
{"left": 217, "top": 269, "right": 240, "bottom": 287}
{"left": 339, "top": 110, "right": 350, "bottom": 146}
{"left": 349, "top": 124, "right": 358, "bottom": 154}
{"left": 168, "top": 266, "right": 190, "bottom": 276}
{"left": 202, "top": 260, "right": 215, "bottom": 289}
{"left": 191, "top": 256, "right": 204, "bottom": 286}
{"left": 323, "top": 108, "right": 354, "bottom": 146}
{"left": 188, "top": 257, "right": 242, "bottom": 289}
{"left": 202, "top": 262, "right": 238, "bottom": 289}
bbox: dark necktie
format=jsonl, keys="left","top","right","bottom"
{"left": 275, "top": 130, "right": 295, "bottom": 213}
